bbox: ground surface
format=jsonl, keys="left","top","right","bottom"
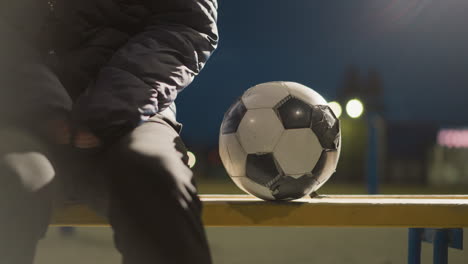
{"left": 36, "top": 227, "right": 468, "bottom": 264}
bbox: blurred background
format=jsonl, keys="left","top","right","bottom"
{"left": 40, "top": 1, "right": 468, "bottom": 263}
{"left": 176, "top": 0, "right": 468, "bottom": 195}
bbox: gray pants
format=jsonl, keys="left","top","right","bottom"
{"left": 0, "top": 115, "right": 212, "bottom": 264}
{"left": 0, "top": 20, "right": 211, "bottom": 264}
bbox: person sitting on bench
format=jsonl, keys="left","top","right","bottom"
{"left": 0, "top": 0, "right": 218, "bottom": 263}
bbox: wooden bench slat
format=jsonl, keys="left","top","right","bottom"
{"left": 202, "top": 194, "right": 468, "bottom": 200}
{"left": 51, "top": 195, "right": 468, "bottom": 228}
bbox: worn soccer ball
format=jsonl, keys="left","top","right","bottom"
{"left": 219, "top": 81, "right": 341, "bottom": 201}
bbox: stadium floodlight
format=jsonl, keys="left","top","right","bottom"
{"left": 346, "top": 99, "right": 364, "bottom": 118}
{"left": 187, "top": 151, "right": 197, "bottom": 168}
{"left": 328, "top": 101, "right": 342, "bottom": 118}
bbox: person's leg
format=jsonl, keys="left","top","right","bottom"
{"left": 0, "top": 128, "right": 57, "bottom": 264}
{"left": 105, "top": 115, "right": 212, "bottom": 264}
{"left": 0, "top": 19, "right": 73, "bottom": 263}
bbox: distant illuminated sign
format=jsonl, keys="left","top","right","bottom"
{"left": 437, "top": 129, "right": 468, "bottom": 148}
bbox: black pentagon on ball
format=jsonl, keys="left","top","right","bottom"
{"left": 311, "top": 105, "right": 341, "bottom": 150}
{"left": 271, "top": 175, "right": 318, "bottom": 200}
{"left": 221, "top": 98, "right": 247, "bottom": 134}
{"left": 246, "top": 153, "right": 281, "bottom": 187}
{"left": 275, "top": 96, "right": 313, "bottom": 129}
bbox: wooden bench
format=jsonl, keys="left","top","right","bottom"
{"left": 52, "top": 194, "right": 468, "bottom": 227}
{"left": 51, "top": 194, "right": 468, "bottom": 264}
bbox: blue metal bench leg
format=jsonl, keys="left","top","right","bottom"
{"left": 408, "top": 228, "right": 422, "bottom": 264}
{"left": 408, "top": 228, "right": 463, "bottom": 264}
{"left": 59, "top": 226, "right": 77, "bottom": 237}
{"left": 433, "top": 230, "right": 448, "bottom": 264}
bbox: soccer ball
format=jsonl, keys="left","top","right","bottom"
{"left": 219, "top": 81, "right": 341, "bottom": 201}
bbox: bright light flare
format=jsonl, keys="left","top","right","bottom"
{"left": 187, "top": 151, "right": 197, "bottom": 168}
{"left": 328, "top": 101, "right": 342, "bottom": 118}
{"left": 346, "top": 99, "right": 364, "bottom": 118}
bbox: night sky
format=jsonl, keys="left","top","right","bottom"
{"left": 177, "top": 0, "right": 468, "bottom": 145}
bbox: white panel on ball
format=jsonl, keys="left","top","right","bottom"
{"left": 221, "top": 133, "right": 248, "bottom": 177}
{"left": 219, "top": 133, "right": 234, "bottom": 176}
{"left": 273, "top": 128, "right": 323, "bottom": 175}
{"left": 241, "top": 82, "right": 290, "bottom": 109}
{"left": 283, "top": 82, "right": 327, "bottom": 106}
{"left": 315, "top": 150, "right": 340, "bottom": 184}
{"left": 237, "top": 109, "right": 284, "bottom": 154}
{"left": 230, "top": 176, "right": 275, "bottom": 200}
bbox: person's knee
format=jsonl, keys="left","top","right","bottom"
{"left": 1, "top": 152, "right": 55, "bottom": 192}
{"left": 113, "top": 141, "right": 192, "bottom": 184}
{"left": 0, "top": 128, "right": 56, "bottom": 193}
{"left": 109, "top": 138, "right": 197, "bottom": 207}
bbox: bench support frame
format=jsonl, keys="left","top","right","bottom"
{"left": 408, "top": 228, "right": 463, "bottom": 264}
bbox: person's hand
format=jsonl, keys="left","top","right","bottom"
{"left": 43, "top": 119, "right": 101, "bottom": 148}
{"left": 73, "top": 127, "right": 102, "bottom": 149}
{"left": 44, "top": 118, "right": 72, "bottom": 145}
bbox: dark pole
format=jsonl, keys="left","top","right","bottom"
{"left": 366, "top": 112, "right": 379, "bottom": 194}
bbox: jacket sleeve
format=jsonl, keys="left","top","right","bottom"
{"left": 73, "top": 0, "right": 218, "bottom": 142}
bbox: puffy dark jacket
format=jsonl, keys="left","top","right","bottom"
{"left": 1, "top": 0, "right": 218, "bottom": 142}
